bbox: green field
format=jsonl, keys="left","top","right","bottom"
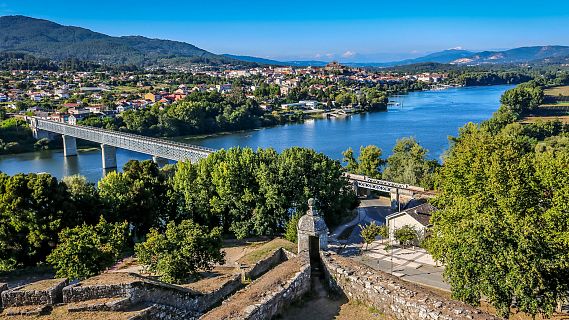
{"left": 544, "top": 85, "right": 569, "bottom": 97}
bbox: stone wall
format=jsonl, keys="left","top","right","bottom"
{"left": 197, "top": 274, "right": 242, "bottom": 312}
{"left": 2, "top": 279, "right": 68, "bottom": 307}
{"left": 63, "top": 282, "right": 130, "bottom": 303}
{"left": 243, "top": 248, "right": 286, "bottom": 280}
{"left": 0, "top": 283, "right": 7, "bottom": 309}
{"left": 321, "top": 252, "right": 499, "bottom": 320}
{"left": 242, "top": 262, "right": 311, "bottom": 320}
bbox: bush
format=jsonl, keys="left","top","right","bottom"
{"left": 284, "top": 212, "right": 302, "bottom": 243}
{"left": 394, "top": 225, "right": 418, "bottom": 247}
{"left": 360, "top": 221, "right": 383, "bottom": 250}
{"left": 135, "top": 220, "right": 225, "bottom": 284}
{"left": 46, "top": 217, "right": 128, "bottom": 281}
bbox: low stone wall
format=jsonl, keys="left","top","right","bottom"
{"left": 242, "top": 262, "right": 311, "bottom": 320}
{"left": 63, "top": 282, "right": 130, "bottom": 303}
{"left": 321, "top": 252, "right": 498, "bottom": 320}
{"left": 197, "top": 274, "right": 242, "bottom": 312}
{"left": 63, "top": 273, "right": 242, "bottom": 314}
{"left": 1, "top": 278, "right": 68, "bottom": 307}
{"left": 0, "top": 283, "right": 7, "bottom": 309}
{"left": 244, "top": 248, "right": 286, "bottom": 280}
{"left": 128, "top": 303, "right": 199, "bottom": 320}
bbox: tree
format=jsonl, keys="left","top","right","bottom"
{"left": 360, "top": 221, "right": 383, "bottom": 250}
{"left": 135, "top": 220, "right": 225, "bottom": 284}
{"left": 382, "top": 137, "right": 437, "bottom": 187}
{"left": 342, "top": 145, "right": 384, "bottom": 178}
{"left": 62, "top": 175, "right": 100, "bottom": 226}
{"left": 46, "top": 217, "right": 128, "bottom": 281}
{"left": 173, "top": 147, "right": 357, "bottom": 238}
{"left": 98, "top": 160, "right": 173, "bottom": 238}
{"left": 500, "top": 81, "right": 543, "bottom": 115}
{"left": 428, "top": 122, "right": 569, "bottom": 318}
{"left": 393, "top": 225, "right": 417, "bottom": 247}
{"left": 284, "top": 212, "right": 302, "bottom": 243}
{"left": 0, "top": 173, "right": 70, "bottom": 267}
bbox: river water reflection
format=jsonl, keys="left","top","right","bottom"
{"left": 0, "top": 85, "right": 513, "bottom": 181}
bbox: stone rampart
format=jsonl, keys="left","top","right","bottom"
{"left": 1, "top": 278, "right": 68, "bottom": 308}
{"left": 242, "top": 262, "right": 311, "bottom": 320}
{"left": 321, "top": 252, "right": 498, "bottom": 320}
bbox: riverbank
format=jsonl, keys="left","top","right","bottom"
{"left": 0, "top": 85, "right": 513, "bottom": 182}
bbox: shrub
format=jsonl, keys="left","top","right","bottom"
{"left": 135, "top": 220, "right": 225, "bottom": 284}
{"left": 46, "top": 217, "right": 128, "bottom": 281}
{"left": 284, "top": 212, "right": 302, "bottom": 243}
{"left": 394, "top": 225, "right": 418, "bottom": 247}
{"left": 360, "top": 221, "right": 384, "bottom": 250}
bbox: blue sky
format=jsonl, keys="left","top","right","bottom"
{"left": 1, "top": 0, "right": 568, "bottom": 62}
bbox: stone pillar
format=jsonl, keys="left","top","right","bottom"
{"left": 101, "top": 144, "right": 117, "bottom": 169}
{"left": 297, "top": 198, "right": 329, "bottom": 256}
{"left": 152, "top": 156, "right": 169, "bottom": 167}
{"left": 62, "top": 135, "right": 77, "bottom": 157}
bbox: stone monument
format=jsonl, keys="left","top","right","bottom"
{"left": 297, "top": 198, "right": 329, "bottom": 256}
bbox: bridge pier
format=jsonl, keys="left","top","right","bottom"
{"left": 62, "top": 135, "right": 77, "bottom": 157}
{"left": 152, "top": 156, "right": 169, "bottom": 167}
{"left": 101, "top": 144, "right": 117, "bottom": 169}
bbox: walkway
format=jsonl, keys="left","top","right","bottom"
{"left": 356, "top": 241, "right": 450, "bottom": 292}
{"left": 329, "top": 197, "right": 450, "bottom": 293}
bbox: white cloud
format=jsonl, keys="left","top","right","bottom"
{"left": 342, "top": 51, "right": 357, "bottom": 58}
{"left": 449, "top": 46, "right": 464, "bottom": 50}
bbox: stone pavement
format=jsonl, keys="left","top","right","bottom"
{"left": 356, "top": 241, "right": 450, "bottom": 292}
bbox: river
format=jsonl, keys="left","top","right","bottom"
{"left": 0, "top": 85, "right": 513, "bottom": 182}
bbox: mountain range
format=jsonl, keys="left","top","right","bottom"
{"left": 0, "top": 15, "right": 243, "bottom": 66}
{"left": 0, "top": 15, "right": 568, "bottom": 68}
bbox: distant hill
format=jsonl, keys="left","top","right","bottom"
{"left": 223, "top": 55, "right": 329, "bottom": 67}
{"left": 0, "top": 15, "right": 245, "bottom": 66}
{"left": 451, "top": 46, "right": 569, "bottom": 65}
{"left": 223, "top": 54, "right": 285, "bottom": 66}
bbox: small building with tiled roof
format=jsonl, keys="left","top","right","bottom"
{"left": 385, "top": 203, "right": 437, "bottom": 245}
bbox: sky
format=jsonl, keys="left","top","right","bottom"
{"left": 1, "top": 0, "right": 568, "bottom": 62}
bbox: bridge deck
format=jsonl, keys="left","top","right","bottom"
{"left": 31, "top": 118, "right": 215, "bottom": 162}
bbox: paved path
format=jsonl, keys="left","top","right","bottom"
{"left": 357, "top": 241, "right": 450, "bottom": 292}
{"left": 329, "top": 197, "right": 450, "bottom": 292}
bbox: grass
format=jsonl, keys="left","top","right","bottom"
{"left": 520, "top": 115, "right": 569, "bottom": 124}
{"left": 237, "top": 238, "right": 296, "bottom": 265}
{"left": 21, "top": 278, "right": 65, "bottom": 291}
{"left": 544, "top": 85, "right": 569, "bottom": 97}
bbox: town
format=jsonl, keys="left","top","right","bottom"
{"left": 0, "top": 63, "right": 447, "bottom": 125}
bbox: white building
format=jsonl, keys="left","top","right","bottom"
{"left": 385, "top": 203, "right": 436, "bottom": 245}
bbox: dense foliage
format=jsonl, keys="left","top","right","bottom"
{"left": 0, "top": 118, "right": 39, "bottom": 154}
{"left": 173, "top": 147, "right": 358, "bottom": 238}
{"left": 46, "top": 217, "right": 128, "bottom": 280}
{"left": 428, "top": 80, "right": 569, "bottom": 317}
{"left": 98, "top": 160, "right": 174, "bottom": 239}
{"left": 342, "top": 145, "right": 385, "bottom": 178}
{"left": 135, "top": 220, "right": 224, "bottom": 283}
{"left": 382, "top": 137, "right": 438, "bottom": 188}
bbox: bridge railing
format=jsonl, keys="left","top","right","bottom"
{"left": 31, "top": 117, "right": 217, "bottom": 161}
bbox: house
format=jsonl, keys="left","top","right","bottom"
{"left": 216, "top": 84, "right": 232, "bottom": 93}
{"left": 144, "top": 93, "right": 162, "bottom": 102}
{"left": 385, "top": 202, "right": 437, "bottom": 245}
{"left": 281, "top": 100, "right": 321, "bottom": 110}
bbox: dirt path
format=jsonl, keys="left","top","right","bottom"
{"left": 278, "top": 273, "right": 383, "bottom": 320}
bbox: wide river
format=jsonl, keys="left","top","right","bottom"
{"left": 0, "top": 85, "right": 512, "bottom": 182}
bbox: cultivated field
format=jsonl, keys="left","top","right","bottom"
{"left": 544, "top": 85, "right": 569, "bottom": 97}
